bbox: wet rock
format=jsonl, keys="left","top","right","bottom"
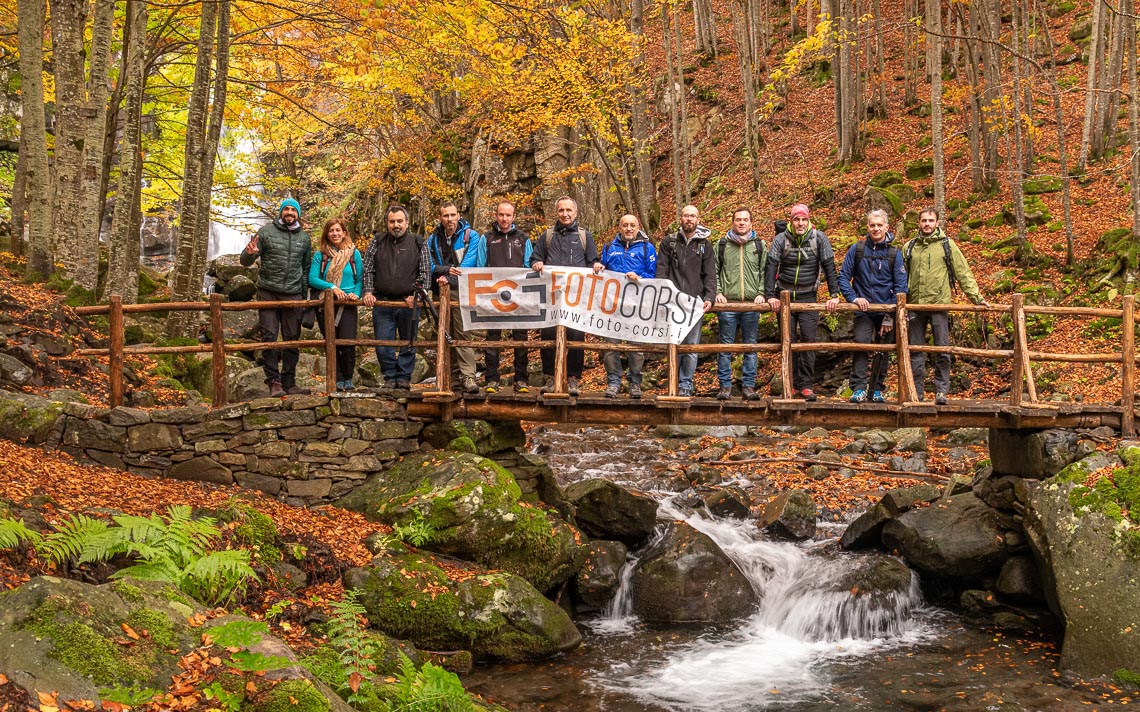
{"left": 758, "top": 489, "right": 816, "bottom": 540}
{"left": 345, "top": 549, "right": 581, "bottom": 661}
{"left": 973, "top": 471, "right": 1029, "bottom": 512}
{"left": 988, "top": 428, "right": 1082, "bottom": 479}
{"left": 223, "top": 274, "right": 257, "bottom": 301}
{"left": 630, "top": 521, "right": 757, "bottom": 624}
{"left": 421, "top": 420, "right": 526, "bottom": 456}
{"left": 703, "top": 489, "right": 752, "bottom": 519}
{"left": 1024, "top": 477, "right": 1140, "bottom": 676}
{"left": 337, "top": 451, "right": 583, "bottom": 592}
{"left": 573, "top": 540, "right": 628, "bottom": 612}
{"left": 653, "top": 424, "right": 748, "bottom": 438}
{"left": 697, "top": 442, "right": 732, "bottom": 461}
{"left": 882, "top": 492, "right": 1015, "bottom": 580}
{"left": 892, "top": 427, "right": 927, "bottom": 453}
{"left": 840, "top": 484, "right": 940, "bottom": 550}
{"left": 0, "top": 353, "right": 33, "bottom": 386}
{"left": 564, "top": 478, "right": 659, "bottom": 547}
{"left": 685, "top": 463, "right": 722, "bottom": 486}
{"left": 944, "top": 427, "right": 988, "bottom": 446}
{"left": 996, "top": 556, "right": 1043, "bottom": 603}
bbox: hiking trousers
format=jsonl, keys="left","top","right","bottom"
{"left": 851, "top": 312, "right": 893, "bottom": 393}
{"left": 908, "top": 310, "right": 951, "bottom": 398}
{"left": 257, "top": 288, "right": 303, "bottom": 388}
{"left": 787, "top": 295, "right": 819, "bottom": 391}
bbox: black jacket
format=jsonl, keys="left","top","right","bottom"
{"left": 655, "top": 226, "right": 716, "bottom": 302}
{"left": 529, "top": 220, "right": 598, "bottom": 268}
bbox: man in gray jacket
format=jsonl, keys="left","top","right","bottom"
{"left": 241, "top": 197, "right": 313, "bottom": 397}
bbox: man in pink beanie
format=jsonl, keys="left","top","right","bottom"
{"left": 764, "top": 203, "right": 840, "bottom": 401}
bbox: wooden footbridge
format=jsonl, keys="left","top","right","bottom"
{"left": 74, "top": 288, "right": 1139, "bottom": 435}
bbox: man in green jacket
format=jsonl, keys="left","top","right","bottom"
{"left": 240, "top": 197, "right": 313, "bottom": 397}
{"left": 715, "top": 207, "right": 767, "bottom": 401}
{"left": 905, "top": 208, "right": 988, "bottom": 405}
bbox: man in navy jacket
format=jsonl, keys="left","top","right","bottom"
{"left": 837, "top": 208, "right": 908, "bottom": 403}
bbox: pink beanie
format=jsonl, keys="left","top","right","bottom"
{"left": 790, "top": 204, "right": 810, "bottom": 219}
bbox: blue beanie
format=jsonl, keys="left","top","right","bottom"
{"left": 279, "top": 197, "right": 301, "bottom": 217}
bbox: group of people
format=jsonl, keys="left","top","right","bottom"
{"left": 242, "top": 196, "right": 986, "bottom": 405}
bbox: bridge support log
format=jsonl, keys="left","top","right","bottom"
{"left": 779, "top": 290, "right": 792, "bottom": 399}
{"left": 109, "top": 295, "right": 124, "bottom": 408}
{"left": 323, "top": 289, "right": 337, "bottom": 396}
{"left": 1123, "top": 295, "right": 1136, "bottom": 437}
{"left": 210, "top": 294, "right": 227, "bottom": 406}
{"left": 896, "top": 293, "right": 914, "bottom": 403}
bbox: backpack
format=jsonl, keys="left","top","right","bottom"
{"left": 853, "top": 240, "right": 899, "bottom": 276}
{"left": 903, "top": 235, "right": 957, "bottom": 291}
{"left": 319, "top": 252, "right": 359, "bottom": 283}
{"left": 542, "top": 227, "right": 589, "bottom": 255}
{"left": 717, "top": 237, "right": 766, "bottom": 280}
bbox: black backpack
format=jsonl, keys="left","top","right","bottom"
{"left": 903, "top": 235, "right": 957, "bottom": 290}
{"left": 717, "top": 237, "right": 767, "bottom": 280}
{"left": 852, "top": 240, "right": 899, "bottom": 276}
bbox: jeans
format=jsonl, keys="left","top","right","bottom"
{"left": 445, "top": 300, "right": 477, "bottom": 381}
{"left": 787, "top": 295, "right": 819, "bottom": 391}
{"left": 603, "top": 338, "right": 645, "bottom": 387}
{"left": 909, "top": 310, "right": 951, "bottom": 398}
{"left": 372, "top": 305, "right": 418, "bottom": 381}
{"left": 717, "top": 311, "right": 760, "bottom": 388}
{"left": 851, "top": 312, "right": 893, "bottom": 392}
{"left": 316, "top": 302, "right": 359, "bottom": 384}
{"left": 256, "top": 288, "right": 303, "bottom": 387}
{"left": 678, "top": 321, "right": 702, "bottom": 390}
{"left": 484, "top": 329, "right": 529, "bottom": 383}
{"left": 540, "top": 327, "right": 585, "bottom": 378}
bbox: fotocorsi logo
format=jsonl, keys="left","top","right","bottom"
{"left": 465, "top": 272, "right": 520, "bottom": 312}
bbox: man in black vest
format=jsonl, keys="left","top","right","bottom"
{"left": 529, "top": 196, "right": 603, "bottom": 396}
{"left": 361, "top": 204, "right": 431, "bottom": 389}
{"left": 478, "top": 200, "right": 534, "bottom": 393}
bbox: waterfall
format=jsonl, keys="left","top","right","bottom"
{"left": 595, "top": 499, "right": 929, "bottom": 711}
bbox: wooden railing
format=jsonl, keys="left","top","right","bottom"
{"left": 73, "top": 287, "right": 1138, "bottom": 435}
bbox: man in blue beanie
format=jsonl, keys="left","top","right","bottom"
{"left": 241, "top": 197, "right": 313, "bottom": 397}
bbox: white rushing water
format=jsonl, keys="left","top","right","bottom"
{"left": 594, "top": 499, "right": 931, "bottom": 711}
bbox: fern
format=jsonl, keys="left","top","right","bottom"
{"left": 38, "top": 514, "right": 110, "bottom": 567}
{"left": 180, "top": 549, "right": 255, "bottom": 605}
{"left": 388, "top": 653, "right": 474, "bottom": 711}
{"left": 326, "top": 590, "right": 372, "bottom": 680}
{"left": 392, "top": 512, "right": 436, "bottom": 548}
{"left": 0, "top": 518, "right": 42, "bottom": 550}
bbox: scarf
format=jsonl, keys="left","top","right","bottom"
{"left": 323, "top": 244, "right": 354, "bottom": 288}
{"left": 727, "top": 229, "right": 754, "bottom": 245}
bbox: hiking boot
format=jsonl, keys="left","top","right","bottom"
{"left": 801, "top": 388, "right": 818, "bottom": 402}
{"left": 514, "top": 382, "right": 531, "bottom": 394}
{"left": 850, "top": 389, "right": 868, "bottom": 403}
{"left": 395, "top": 378, "right": 410, "bottom": 390}
{"left": 540, "top": 376, "right": 555, "bottom": 393}
{"left": 567, "top": 377, "right": 580, "bottom": 396}
{"left": 605, "top": 383, "right": 620, "bottom": 399}
{"left": 742, "top": 386, "right": 760, "bottom": 401}
{"left": 285, "top": 385, "right": 311, "bottom": 396}
{"left": 871, "top": 391, "right": 886, "bottom": 403}
{"left": 268, "top": 380, "right": 285, "bottom": 397}
{"left": 935, "top": 392, "right": 949, "bottom": 406}
{"left": 383, "top": 378, "right": 398, "bottom": 390}
{"left": 678, "top": 385, "right": 693, "bottom": 397}
{"left": 629, "top": 382, "right": 643, "bottom": 400}
{"left": 484, "top": 381, "right": 500, "bottom": 394}
{"left": 463, "top": 377, "right": 479, "bottom": 394}
{"left": 717, "top": 387, "right": 732, "bottom": 400}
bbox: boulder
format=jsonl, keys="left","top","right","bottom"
{"left": 973, "top": 469, "right": 1030, "bottom": 512}
{"left": 630, "top": 521, "right": 757, "bottom": 624}
{"left": 882, "top": 492, "right": 1015, "bottom": 579}
{"left": 0, "top": 390, "right": 63, "bottom": 444}
{"left": 336, "top": 451, "right": 583, "bottom": 592}
{"left": 758, "top": 489, "right": 816, "bottom": 540}
{"left": 1053, "top": 451, "right": 1122, "bottom": 482}
{"left": 988, "top": 428, "right": 1082, "bottom": 478}
{"left": 840, "top": 484, "right": 941, "bottom": 550}
{"left": 209, "top": 253, "right": 258, "bottom": 286}
{"left": 857, "top": 429, "right": 896, "bottom": 454}
{"left": 944, "top": 427, "right": 988, "bottom": 446}
{"left": 344, "top": 549, "right": 581, "bottom": 661}
{"left": 996, "top": 555, "right": 1043, "bottom": 603}
{"left": 703, "top": 488, "right": 752, "bottom": 519}
{"left": 224, "top": 274, "right": 257, "bottom": 302}
{"left": 779, "top": 555, "right": 917, "bottom": 640}
{"left": 869, "top": 170, "right": 904, "bottom": 188}
{"left": 653, "top": 424, "right": 748, "bottom": 438}
{"left": 573, "top": 540, "right": 628, "bottom": 612}
{"left": 892, "top": 427, "right": 927, "bottom": 453}
{"left": 1069, "top": 13, "right": 1092, "bottom": 42}
{"left": 1024, "top": 476, "right": 1140, "bottom": 676}
{"left": 0, "top": 353, "right": 34, "bottom": 386}
{"left": 421, "top": 420, "right": 526, "bottom": 456}
{"left": 564, "top": 479, "right": 659, "bottom": 546}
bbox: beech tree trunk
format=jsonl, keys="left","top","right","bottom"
{"left": 1128, "top": 0, "right": 1140, "bottom": 236}
{"left": 692, "top": 0, "right": 719, "bottom": 56}
{"left": 1008, "top": 0, "right": 1030, "bottom": 262}
{"left": 903, "top": 0, "right": 919, "bottom": 107}
{"left": 10, "top": 136, "right": 26, "bottom": 257}
{"left": 831, "top": 0, "right": 861, "bottom": 163}
{"left": 17, "top": 0, "right": 52, "bottom": 276}
{"left": 167, "top": 0, "right": 227, "bottom": 336}
{"left": 731, "top": 0, "right": 763, "bottom": 186}
{"left": 627, "top": 0, "right": 656, "bottom": 228}
{"left": 190, "top": 0, "right": 231, "bottom": 285}
{"left": 106, "top": 0, "right": 148, "bottom": 303}
{"left": 77, "top": 0, "right": 116, "bottom": 294}
{"left": 927, "top": 0, "right": 945, "bottom": 220}
{"left": 1078, "top": 0, "right": 1106, "bottom": 170}
{"left": 1035, "top": 2, "right": 1077, "bottom": 266}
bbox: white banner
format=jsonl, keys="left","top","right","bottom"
{"left": 457, "top": 267, "right": 705, "bottom": 345}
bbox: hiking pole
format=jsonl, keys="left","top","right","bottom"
{"left": 416, "top": 286, "right": 454, "bottom": 346}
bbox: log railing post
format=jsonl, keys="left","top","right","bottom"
{"left": 895, "top": 293, "right": 914, "bottom": 403}
{"left": 1011, "top": 294, "right": 1025, "bottom": 407}
{"left": 668, "top": 342, "right": 680, "bottom": 397}
{"left": 323, "top": 290, "right": 337, "bottom": 395}
{"left": 209, "top": 294, "right": 227, "bottom": 406}
{"left": 779, "top": 290, "right": 793, "bottom": 398}
{"left": 109, "top": 295, "right": 124, "bottom": 408}
{"left": 553, "top": 325, "right": 568, "bottom": 394}
{"left": 1123, "top": 294, "right": 1136, "bottom": 436}
{"left": 437, "top": 284, "right": 451, "bottom": 393}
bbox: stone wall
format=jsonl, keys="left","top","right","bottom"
{"left": 52, "top": 394, "right": 535, "bottom": 507}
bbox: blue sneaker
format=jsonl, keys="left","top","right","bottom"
{"left": 871, "top": 390, "right": 885, "bottom": 403}
{"left": 850, "top": 389, "right": 867, "bottom": 403}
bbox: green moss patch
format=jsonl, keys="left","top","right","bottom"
{"left": 1057, "top": 461, "right": 1140, "bottom": 558}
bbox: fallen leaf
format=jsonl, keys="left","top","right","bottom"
{"left": 121, "top": 623, "right": 140, "bottom": 640}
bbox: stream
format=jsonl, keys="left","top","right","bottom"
{"left": 462, "top": 425, "right": 1126, "bottom": 711}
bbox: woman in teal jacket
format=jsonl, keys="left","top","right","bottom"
{"left": 308, "top": 218, "right": 364, "bottom": 390}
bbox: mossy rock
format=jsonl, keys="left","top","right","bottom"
{"left": 886, "top": 183, "right": 917, "bottom": 203}
{"left": 1047, "top": 0, "right": 1075, "bottom": 16}
{"left": 336, "top": 451, "right": 584, "bottom": 591}
{"left": 0, "top": 576, "right": 203, "bottom": 704}
{"left": 344, "top": 550, "right": 581, "bottom": 661}
{"left": 868, "top": 170, "right": 904, "bottom": 188}
{"left": 1024, "top": 176, "right": 1063, "bottom": 195}
{"left": 864, "top": 186, "right": 903, "bottom": 219}
{"left": 212, "top": 498, "right": 283, "bottom": 566}
{"left": 421, "top": 420, "right": 526, "bottom": 456}
{"left": 0, "top": 391, "right": 64, "bottom": 444}
{"left": 1002, "top": 195, "right": 1052, "bottom": 226}
{"left": 904, "top": 158, "right": 934, "bottom": 180}
{"left": 1069, "top": 13, "right": 1092, "bottom": 41}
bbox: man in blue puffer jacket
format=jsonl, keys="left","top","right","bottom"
{"left": 600, "top": 214, "right": 657, "bottom": 399}
{"left": 427, "top": 201, "right": 483, "bottom": 394}
{"left": 838, "top": 208, "right": 908, "bottom": 403}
